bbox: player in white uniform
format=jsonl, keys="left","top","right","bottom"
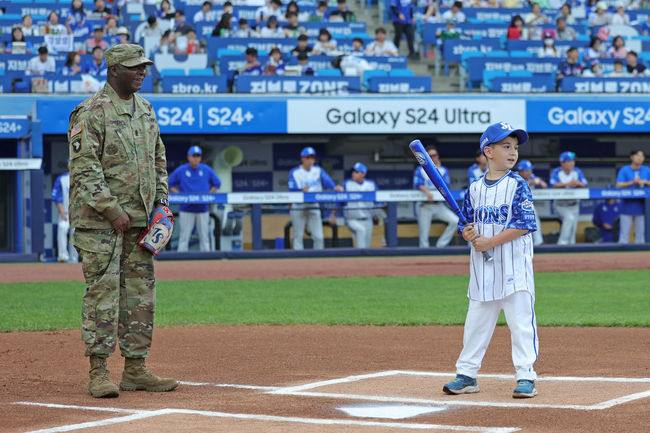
{"left": 517, "top": 160, "right": 547, "bottom": 246}
{"left": 549, "top": 151, "right": 588, "bottom": 245}
{"left": 288, "top": 147, "right": 342, "bottom": 250}
{"left": 414, "top": 146, "right": 459, "bottom": 248}
{"left": 443, "top": 122, "right": 539, "bottom": 399}
{"left": 340, "top": 162, "right": 377, "bottom": 249}
{"left": 467, "top": 149, "right": 488, "bottom": 186}
{"left": 51, "top": 168, "right": 79, "bottom": 263}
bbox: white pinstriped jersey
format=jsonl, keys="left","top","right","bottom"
{"left": 460, "top": 171, "right": 537, "bottom": 302}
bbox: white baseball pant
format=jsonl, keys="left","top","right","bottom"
{"left": 291, "top": 208, "right": 324, "bottom": 250}
{"left": 57, "top": 219, "right": 78, "bottom": 263}
{"left": 417, "top": 202, "right": 459, "bottom": 248}
{"left": 618, "top": 214, "right": 645, "bottom": 244}
{"left": 456, "top": 291, "right": 538, "bottom": 381}
{"left": 346, "top": 218, "right": 374, "bottom": 249}
{"left": 178, "top": 211, "right": 211, "bottom": 252}
{"left": 555, "top": 203, "right": 579, "bottom": 245}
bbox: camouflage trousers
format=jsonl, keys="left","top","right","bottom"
{"left": 72, "top": 227, "right": 155, "bottom": 358}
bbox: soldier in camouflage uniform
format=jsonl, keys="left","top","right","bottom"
{"left": 68, "top": 44, "right": 177, "bottom": 398}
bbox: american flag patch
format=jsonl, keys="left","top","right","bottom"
{"left": 70, "top": 123, "right": 82, "bottom": 138}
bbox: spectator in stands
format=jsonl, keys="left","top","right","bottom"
{"left": 391, "top": 0, "right": 417, "bottom": 59}
{"left": 507, "top": 15, "right": 528, "bottom": 40}
{"left": 555, "top": 17, "right": 576, "bottom": 41}
{"left": 588, "top": 2, "right": 610, "bottom": 26}
{"left": 610, "top": 2, "right": 630, "bottom": 25}
{"left": 556, "top": 46, "right": 582, "bottom": 86}
{"left": 86, "top": 27, "right": 108, "bottom": 53}
{"left": 616, "top": 149, "right": 650, "bottom": 244}
{"left": 62, "top": 51, "right": 82, "bottom": 75}
{"left": 286, "top": 1, "right": 309, "bottom": 21}
{"left": 212, "top": 13, "right": 233, "bottom": 37}
{"left": 260, "top": 15, "right": 284, "bottom": 37}
{"left": 157, "top": 29, "right": 177, "bottom": 54}
{"left": 265, "top": 47, "right": 286, "bottom": 75}
{"left": 310, "top": 1, "right": 329, "bottom": 22}
{"left": 349, "top": 37, "right": 364, "bottom": 55}
{"left": 365, "top": 27, "right": 398, "bottom": 56}
{"left": 328, "top": 0, "right": 356, "bottom": 22}
{"left": 234, "top": 18, "right": 256, "bottom": 37}
{"left": 504, "top": 0, "right": 526, "bottom": 6}
{"left": 550, "top": 151, "right": 588, "bottom": 245}
{"left": 517, "top": 159, "right": 547, "bottom": 246}
{"left": 115, "top": 27, "right": 130, "bottom": 44}
{"left": 539, "top": 32, "right": 558, "bottom": 57}
{"left": 256, "top": 0, "right": 284, "bottom": 24}
{"left": 423, "top": 2, "right": 441, "bottom": 23}
{"left": 581, "top": 59, "right": 603, "bottom": 76}
{"left": 525, "top": 2, "right": 550, "bottom": 26}
{"left": 625, "top": 51, "right": 649, "bottom": 76}
{"left": 313, "top": 28, "right": 339, "bottom": 55}
{"left": 467, "top": 149, "right": 488, "bottom": 186}
{"left": 297, "top": 52, "right": 315, "bottom": 75}
{"left": 66, "top": 0, "right": 88, "bottom": 36}
{"left": 6, "top": 27, "right": 34, "bottom": 54}
{"left": 45, "top": 11, "right": 69, "bottom": 35}
{"left": 82, "top": 46, "right": 107, "bottom": 76}
{"left": 283, "top": 12, "right": 306, "bottom": 37}
{"left": 241, "top": 47, "right": 263, "bottom": 75}
{"left": 219, "top": 2, "right": 238, "bottom": 24}
{"left": 27, "top": 46, "right": 56, "bottom": 75}
{"left": 583, "top": 36, "right": 605, "bottom": 62}
{"left": 436, "top": 21, "right": 461, "bottom": 53}
{"left": 142, "top": 15, "right": 165, "bottom": 41}
{"left": 607, "top": 59, "right": 627, "bottom": 76}
{"left": 91, "top": 0, "right": 111, "bottom": 20}
{"left": 485, "top": 0, "right": 502, "bottom": 6}
{"left": 608, "top": 35, "right": 628, "bottom": 59}
{"left": 641, "top": 16, "right": 650, "bottom": 36}
{"left": 414, "top": 146, "right": 459, "bottom": 248}
{"left": 466, "top": 0, "right": 489, "bottom": 7}
{"left": 169, "top": 146, "right": 221, "bottom": 253}
{"left": 21, "top": 15, "right": 40, "bottom": 37}
{"left": 592, "top": 198, "right": 621, "bottom": 243}
{"left": 556, "top": 3, "right": 577, "bottom": 25}
{"left": 158, "top": 0, "right": 176, "bottom": 20}
{"left": 292, "top": 34, "right": 313, "bottom": 56}
{"left": 194, "top": 1, "right": 217, "bottom": 23}
{"left": 104, "top": 17, "right": 118, "bottom": 37}
{"left": 441, "top": 1, "right": 466, "bottom": 23}
{"left": 178, "top": 28, "right": 204, "bottom": 54}
{"left": 174, "top": 10, "right": 193, "bottom": 35}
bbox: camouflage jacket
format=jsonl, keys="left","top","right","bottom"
{"left": 68, "top": 83, "right": 168, "bottom": 229}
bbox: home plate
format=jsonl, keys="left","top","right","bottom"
{"left": 337, "top": 404, "right": 447, "bottom": 419}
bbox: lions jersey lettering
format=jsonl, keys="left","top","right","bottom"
{"left": 461, "top": 171, "right": 537, "bottom": 302}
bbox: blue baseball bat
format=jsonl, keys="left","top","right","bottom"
{"left": 409, "top": 139, "right": 493, "bottom": 262}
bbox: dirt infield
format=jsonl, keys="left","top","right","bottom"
{"left": 1, "top": 252, "right": 649, "bottom": 432}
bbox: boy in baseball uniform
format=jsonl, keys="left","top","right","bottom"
{"left": 443, "top": 122, "right": 539, "bottom": 399}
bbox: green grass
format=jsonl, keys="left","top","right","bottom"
{"left": 1, "top": 270, "right": 648, "bottom": 332}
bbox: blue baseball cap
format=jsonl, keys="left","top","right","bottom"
{"left": 300, "top": 146, "right": 316, "bottom": 158}
{"left": 352, "top": 162, "right": 367, "bottom": 174}
{"left": 188, "top": 145, "right": 202, "bottom": 156}
{"left": 517, "top": 160, "right": 534, "bottom": 171}
{"left": 479, "top": 122, "right": 529, "bottom": 154}
{"left": 559, "top": 151, "right": 576, "bottom": 162}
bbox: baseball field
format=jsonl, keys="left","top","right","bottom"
{"left": 1, "top": 251, "right": 649, "bottom": 433}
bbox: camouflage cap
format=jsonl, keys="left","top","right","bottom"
{"left": 104, "top": 44, "right": 153, "bottom": 67}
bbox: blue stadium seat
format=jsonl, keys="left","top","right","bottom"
{"left": 160, "top": 69, "right": 186, "bottom": 77}
{"left": 189, "top": 68, "right": 214, "bottom": 76}
{"left": 389, "top": 69, "right": 414, "bottom": 77}
{"left": 363, "top": 69, "right": 387, "bottom": 88}
{"left": 349, "top": 32, "right": 370, "bottom": 39}
{"left": 485, "top": 50, "right": 509, "bottom": 57}
{"left": 316, "top": 69, "right": 342, "bottom": 76}
{"left": 467, "top": 18, "right": 483, "bottom": 24}
{"left": 576, "top": 34, "right": 590, "bottom": 41}
{"left": 217, "top": 49, "right": 241, "bottom": 58}
{"left": 510, "top": 51, "right": 533, "bottom": 58}
{"left": 483, "top": 69, "right": 507, "bottom": 91}
{"left": 332, "top": 33, "right": 347, "bottom": 39}
{"left": 508, "top": 70, "right": 533, "bottom": 77}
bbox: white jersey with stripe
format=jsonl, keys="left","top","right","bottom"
{"left": 461, "top": 171, "right": 537, "bottom": 302}
{"left": 342, "top": 178, "right": 377, "bottom": 220}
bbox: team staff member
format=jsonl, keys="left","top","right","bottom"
{"left": 68, "top": 44, "right": 177, "bottom": 398}
{"left": 288, "top": 147, "right": 343, "bottom": 250}
{"left": 550, "top": 151, "right": 588, "bottom": 245}
{"left": 414, "top": 146, "right": 459, "bottom": 248}
{"left": 52, "top": 165, "right": 79, "bottom": 263}
{"left": 615, "top": 149, "right": 650, "bottom": 244}
{"left": 169, "top": 145, "right": 221, "bottom": 252}
{"left": 517, "top": 160, "right": 547, "bottom": 246}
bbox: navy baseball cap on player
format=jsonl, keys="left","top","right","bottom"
{"left": 300, "top": 146, "right": 316, "bottom": 158}
{"left": 480, "top": 122, "right": 529, "bottom": 154}
{"left": 352, "top": 162, "right": 367, "bottom": 174}
{"left": 517, "top": 160, "right": 534, "bottom": 171}
{"left": 559, "top": 151, "right": 576, "bottom": 162}
{"left": 188, "top": 145, "right": 202, "bottom": 156}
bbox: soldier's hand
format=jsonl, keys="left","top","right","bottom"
{"left": 111, "top": 211, "right": 131, "bottom": 234}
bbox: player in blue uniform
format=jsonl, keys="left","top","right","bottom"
{"left": 592, "top": 198, "right": 621, "bottom": 243}
{"left": 517, "top": 160, "right": 547, "bottom": 246}
{"left": 550, "top": 151, "right": 588, "bottom": 245}
{"left": 169, "top": 146, "right": 221, "bottom": 252}
{"left": 615, "top": 149, "right": 650, "bottom": 243}
{"left": 52, "top": 167, "right": 79, "bottom": 263}
{"left": 288, "top": 147, "right": 343, "bottom": 250}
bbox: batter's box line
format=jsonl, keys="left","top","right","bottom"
{"left": 267, "top": 370, "right": 650, "bottom": 411}
{"left": 12, "top": 401, "right": 520, "bottom": 433}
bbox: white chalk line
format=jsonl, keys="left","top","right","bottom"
{"left": 12, "top": 402, "right": 519, "bottom": 433}
{"left": 178, "top": 381, "right": 280, "bottom": 391}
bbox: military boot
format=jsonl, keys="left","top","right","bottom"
{"left": 120, "top": 358, "right": 178, "bottom": 392}
{"left": 88, "top": 356, "right": 119, "bottom": 398}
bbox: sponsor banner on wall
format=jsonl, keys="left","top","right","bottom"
{"left": 286, "top": 98, "right": 526, "bottom": 134}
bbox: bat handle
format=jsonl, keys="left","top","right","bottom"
{"left": 482, "top": 251, "right": 493, "bottom": 262}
